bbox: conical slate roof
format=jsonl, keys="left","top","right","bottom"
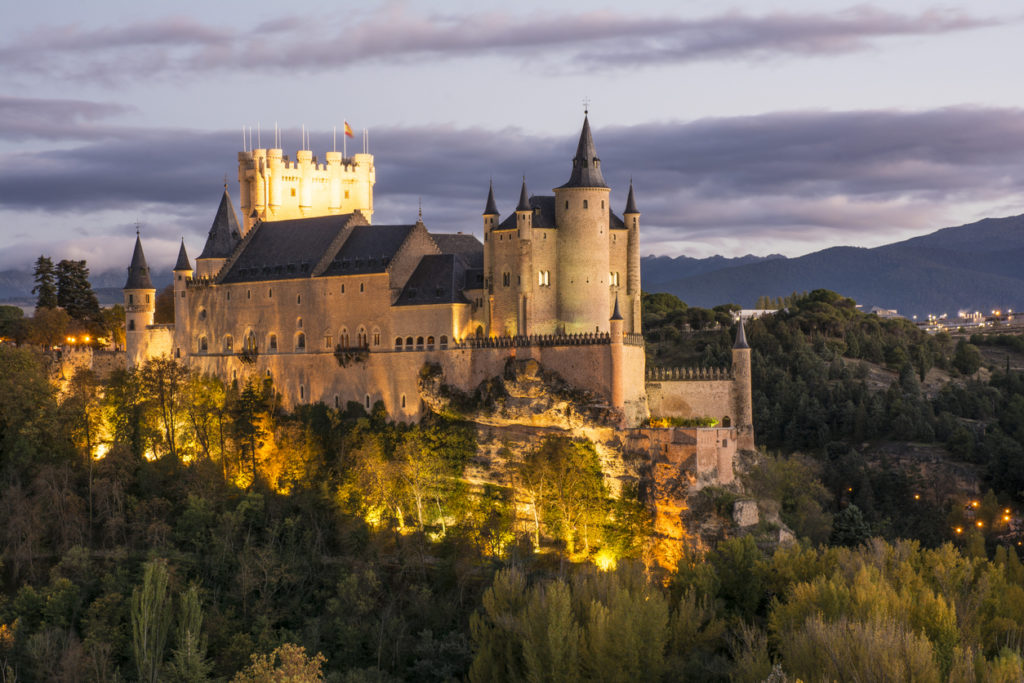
{"left": 483, "top": 181, "right": 499, "bottom": 216}
{"left": 198, "top": 189, "right": 242, "bottom": 260}
{"left": 624, "top": 181, "right": 639, "bottom": 214}
{"left": 733, "top": 317, "right": 750, "bottom": 349}
{"left": 516, "top": 178, "right": 531, "bottom": 211}
{"left": 558, "top": 115, "right": 608, "bottom": 189}
{"left": 173, "top": 239, "right": 192, "bottom": 271}
{"left": 610, "top": 294, "right": 623, "bottom": 321}
{"left": 124, "top": 234, "right": 153, "bottom": 290}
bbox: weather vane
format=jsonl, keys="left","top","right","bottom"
{"left": 582, "top": 97, "right": 591, "bottom": 115}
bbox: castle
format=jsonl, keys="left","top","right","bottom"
{"left": 123, "top": 115, "right": 753, "bottom": 449}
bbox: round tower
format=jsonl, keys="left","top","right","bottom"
{"left": 482, "top": 181, "right": 499, "bottom": 335}
{"left": 172, "top": 239, "right": 192, "bottom": 359}
{"left": 623, "top": 181, "right": 642, "bottom": 334}
{"left": 124, "top": 232, "right": 155, "bottom": 364}
{"left": 515, "top": 178, "right": 533, "bottom": 335}
{"left": 554, "top": 115, "right": 611, "bottom": 334}
{"left": 731, "top": 317, "right": 755, "bottom": 450}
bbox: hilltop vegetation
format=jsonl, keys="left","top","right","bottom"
{"left": 0, "top": 289, "right": 1023, "bottom": 679}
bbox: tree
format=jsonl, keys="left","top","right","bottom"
{"left": 55, "top": 259, "right": 101, "bottom": 324}
{"left": 952, "top": 339, "right": 982, "bottom": 375}
{"left": 27, "top": 306, "right": 70, "bottom": 348}
{"left": 0, "top": 305, "right": 25, "bottom": 343}
{"left": 165, "top": 584, "right": 212, "bottom": 682}
{"left": 230, "top": 643, "right": 325, "bottom": 683}
{"left": 830, "top": 504, "right": 871, "bottom": 547}
{"left": 101, "top": 305, "right": 126, "bottom": 349}
{"left": 154, "top": 284, "right": 175, "bottom": 324}
{"left": 132, "top": 559, "right": 174, "bottom": 683}
{"left": 32, "top": 255, "right": 58, "bottom": 310}
{"left": 232, "top": 378, "right": 268, "bottom": 487}
{"left": 139, "top": 357, "right": 190, "bottom": 461}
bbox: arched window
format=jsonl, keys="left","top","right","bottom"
{"left": 269, "top": 334, "right": 278, "bottom": 352}
{"left": 299, "top": 385, "right": 304, "bottom": 400}
{"left": 268, "top": 288, "right": 273, "bottom": 298}
{"left": 373, "top": 328, "right": 381, "bottom": 346}
{"left": 722, "top": 416, "right": 732, "bottom": 428}
{"left": 128, "top": 320, "right": 135, "bottom": 331}
{"left": 223, "top": 335, "right": 233, "bottom": 353}
{"left": 128, "top": 294, "right": 134, "bottom": 305}
{"left": 440, "top": 335, "right": 448, "bottom": 350}
{"left": 296, "top": 332, "right": 306, "bottom": 350}
{"left": 395, "top": 337, "right": 403, "bottom": 350}
{"left": 244, "top": 331, "right": 257, "bottom": 352}
{"left": 406, "top": 336, "right": 413, "bottom": 348}
{"left": 401, "top": 394, "right": 407, "bottom": 408}
{"left": 426, "top": 336, "right": 435, "bottom": 350}
{"left": 416, "top": 336, "right": 424, "bottom": 350}
{"left": 364, "top": 394, "right": 370, "bottom": 409}
{"left": 340, "top": 327, "right": 349, "bottom": 348}
{"left": 475, "top": 325, "right": 484, "bottom": 338}
{"left": 358, "top": 327, "right": 367, "bottom": 347}
{"left": 296, "top": 294, "right": 301, "bottom": 304}
{"left": 296, "top": 317, "right": 303, "bottom": 329}
{"left": 198, "top": 308, "right": 207, "bottom": 321}
{"left": 199, "top": 336, "right": 208, "bottom": 352}
{"left": 334, "top": 395, "right": 339, "bottom": 408}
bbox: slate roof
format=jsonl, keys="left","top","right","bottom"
{"left": 320, "top": 224, "right": 416, "bottom": 276}
{"left": 483, "top": 181, "right": 499, "bottom": 216}
{"left": 124, "top": 234, "right": 153, "bottom": 289}
{"left": 498, "top": 195, "right": 557, "bottom": 230}
{"left": 431, "top": 233, "right": 484, "bottom": 269}
{"left": 625, "top": 181, "right": 639, "bottom": 214}
{"left": 516, "top": 179, "right": 531, "bottom": 211}
{"left": 220, "top": 215, "right": 349, "bottom": 283}
{"left": 173, "top": 239, "right": 192, "bottom": 271}
{"left": 558, "top": 115, "right": 608, "bottom": 189}
{"left": 198, "top": 190, "right": 242, "bottom": 260}
{"left": 393, "top": 254, "right": 470, "bottom": 306}
{"left": 734, "top": 317, "right": 750, "bottom": 349}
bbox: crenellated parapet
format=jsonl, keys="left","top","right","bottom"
{"left": 646, "top": 366, "right": 733, "bottom": 381}
{"left": 445, "top": 331, "right": 645, "bottom": 349}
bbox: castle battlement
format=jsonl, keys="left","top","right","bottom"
{"left": 646, "top": 365, "right": 734, "bottom": 381}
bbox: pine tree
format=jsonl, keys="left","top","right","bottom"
{"left": 32, "top": 255, "right": 58, "bottom": 310}
{"left": 56, "top": 259, "right": 102, "bottom": 323}
{"left": 132, "top": 559, "right": 173, "bottom": 683}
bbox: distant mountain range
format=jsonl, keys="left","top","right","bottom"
{"left": 3, "top": 213, "right": 1022, "bottom": 318}
{"left": 642, "top": 214, "right": 1024, "bottom": 317}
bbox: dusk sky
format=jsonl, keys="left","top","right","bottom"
{"left": 2, "top": 0, "right": 1023, "bottom": 273}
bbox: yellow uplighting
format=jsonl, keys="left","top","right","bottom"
{"left": 93, "top": 443, "right": 110, "bottom": 460}
{"left": 972, "top": 501, "right": 980, "bottom": 508}
{"left": 955, "top": 527, "right": 963, "bottom": 534}
{"left": 594, "top": 547, "right": 618, "bottom": 572}
{"left": 83, "top": 335, "right": 90, "bottom": 342}
{"left": 914, "top": 494, "right": 920, "bottom": 500}
{"left": 976, "top": 521, "right": 984, "bottom": 528}
{"left": 1004, "top": 515, "right": 1011, "bottom": 522}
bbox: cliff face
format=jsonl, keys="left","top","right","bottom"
{"left": 419, "top": 358, "right": 740, "bottom": 566}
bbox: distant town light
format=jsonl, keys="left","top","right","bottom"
{"left": 955, "top": 527, "right": 963, "bottom": 534}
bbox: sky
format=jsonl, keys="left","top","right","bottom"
{"left": 1, "top": 0, "right": 1022, "bottom": 273}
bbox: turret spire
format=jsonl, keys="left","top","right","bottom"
{"left": 483, "top": 180, "right": 499, "bottom": 216}
{"left": 610, "top": 294, "right": 623, "bottom": 321}
{"left": 624, "top": 179, "right": 639, "bottom": 214}
{"left": 124, "top": 233, "right": 153, "bottom": 289}
{"left": 733, "top": 316, "right": 750, "bottom": 349}
{"left": 559, "top": 114, "right": 608, "bottom": 189}
{"left": 173, "top": 238, "right": 192, "bottom": 271}
{"left": 516, "top": 177, "right": 531, "bottom": 211}
{"left": 198, "top": 188, "right": 242, "bottom": 260}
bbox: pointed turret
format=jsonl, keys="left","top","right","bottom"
{"left": 173, "top": 239, "right": 192, "bottom": 272}
{"left": 483, "top": 181, "right": 499, "bottom": 216}
{"left": 733, "top": 316, "right": 749, "bottom": 349}
{"left": 516, "top": 177, "right": 531, "bottom": 211}
{"left": 624, "top": 180, "right": 639, "bottom": 215}
{"left": 559, "top": 115, "right": 608, "bottom": 189}
{"left": 124, "top": 234, "right": 153, "bottom": 289}
{"left": 198, "top": 189, "right": 242, "bottom": 261}
{"left": 610, "top": 294, "right": 623, "bottom": 321}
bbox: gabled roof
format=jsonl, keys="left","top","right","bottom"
{"left": 431, "top": 233, "right": 484, "bottom": 269}
{"left": 198, "top": 190, "right": 242, "bottom": 260}
{"left": 321, "top": 224, "right": 417, "bottom": 276}
{"left": 393, "top": 254, "right": 470, "bottom": 306}
{"left": 220, "top": 215, "right": 351, "bottom": 283}
{"left": 173, "top": 239, "right": 192, "bottom": 271}
{"left": 124, "top": 234, "right": 153, "bottom": 289}
{"left": 498, "top": 195, "right": 557, "bottom": 230}
{"left": 558, "top": 115, "right": 608, "bottom": 189}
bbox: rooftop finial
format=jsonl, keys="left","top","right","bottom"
{"left": 418, "top": 197, "right": 422, "bottom": 221}
{"left": 582, "top": 96, "right": 591, "bottom": 116}
{"left": 224, "top": 174, "right": 228, "bottom": 190}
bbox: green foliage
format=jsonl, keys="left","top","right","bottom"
{"left": 32, "top": 255, "right": 58, "bottom": 310}
{"left": 132, "top": 559, "right": 173, "bottom": 683}
{"left": 953, "top": 339, "right": 983, "bottom": 375}
{"left": 55, "top": 258, "right": 102, "bottom": 325}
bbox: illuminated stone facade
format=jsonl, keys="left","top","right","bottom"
{"left": 124, "top": 116, "right": 753, "bottom": 442}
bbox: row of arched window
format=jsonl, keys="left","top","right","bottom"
{"left": 196, "top": 326, "right": 381, "bottom": 354}
{"left": 394, "top": 335, "right": 448, "bottom": 351}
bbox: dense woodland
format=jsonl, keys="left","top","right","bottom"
{"left": 1, "top": 282, "right": 1024, "bottom": 680}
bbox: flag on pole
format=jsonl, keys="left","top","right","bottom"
{"left": 344, "top": 122, "right": 355, "bottom": 138}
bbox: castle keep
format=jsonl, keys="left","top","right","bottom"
{"left": 124, "top": 116, "right": 753, "bottom": 449}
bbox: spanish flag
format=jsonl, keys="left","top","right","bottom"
{"left": 344, "top": 122, "right": 354, "bottom": 138}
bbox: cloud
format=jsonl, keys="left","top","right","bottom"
{"left": 0, "top": 5, "right": 1005, "bottom": 82}
{"left": 1, "top": 106, "right": 1023, "bottom": 270}
{"left": 0, "top": 96, "right": 132, "bottom": 141}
